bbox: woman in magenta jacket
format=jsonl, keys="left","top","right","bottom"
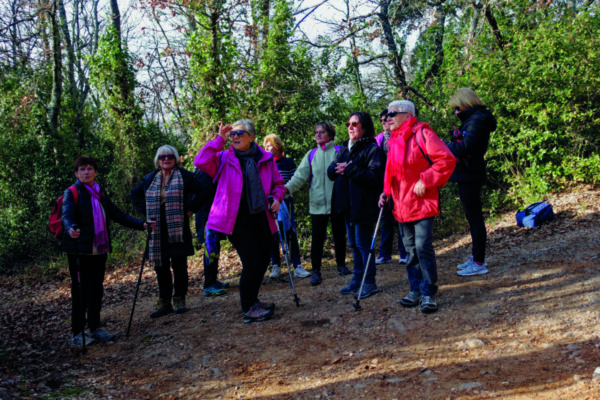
{"left": 194, "top": 120, "right": 285, "bottom": 323}
{"left": 379, "top": 100, "right": 455, "bottom": 314}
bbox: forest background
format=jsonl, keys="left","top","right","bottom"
{"left": 0, "top": 0, "right": 598, "bottom": 271}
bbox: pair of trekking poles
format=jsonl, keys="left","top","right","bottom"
{"left": 270, "top": 197, "right": 385, "bottom": 311}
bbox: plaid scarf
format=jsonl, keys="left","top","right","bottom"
{"left": 146, "top": 168, "right": 184, "bottom": 266}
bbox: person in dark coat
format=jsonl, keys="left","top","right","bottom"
{"left": 445, "top": 88, "right": 497, "bottom": 277}
{"left": 130, "top": 145, "right": 204, "bottom": 318}
{"left": 62, "top": 156, "right": 153, "bottom": 346}
{"left": 328, "top": 112, "right": 386, "bottom": 299}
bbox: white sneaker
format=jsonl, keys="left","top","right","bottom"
{"left": 457, "top": 260, "right": 488, "bottom": 276}
{"left": 457, "top": 256, "right": 473, "bottom": 270}
{"left": 269, "top": 265, "right": 281, "bottom": 278}
{"left": 293, "top": 265, "right": 310, "bottom": 278}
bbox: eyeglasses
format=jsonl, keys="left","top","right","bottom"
{"left": 229, "top": 130, "right": 248, "bottom": 138}
{"left": 381, "top": 118, "right": 387, "bottom": 123}
{"left": 158, "top": 154, "right": 176, "bottom": 161}
{"left": 314, "top": 130, "right": 328, "bottom": 136}
{"left": 454, "top": 106, "right": 461, "bottom": 113}
{"left": 386, "top": 111, "right": 409, "bottom": 119}
{"left": 346, "top": 121, "right": 360, "bottom": 128}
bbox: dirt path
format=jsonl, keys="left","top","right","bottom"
{"left": 1, "top": 186, "right": 600, "bottom": 399}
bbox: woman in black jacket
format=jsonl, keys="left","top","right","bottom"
{"left": 445, "top": 88, "right": 497, "bottom": 277}
{"left": 130, "top": 145, "right": 204, "bottom": 318}
{"left": 62, "top": 156, "right": 152, "bottom": 346}
{"left": 328, "top": 112, "right": 386, "bottom": 299}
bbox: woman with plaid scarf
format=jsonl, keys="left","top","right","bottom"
{"left": 131, "top": 145, "right": 204, "bottom": 318}
{"left": 195, "top": 120, "right": 285, "bottom": 323}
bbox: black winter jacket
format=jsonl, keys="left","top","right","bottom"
{"left": 130, "top": 167, "right": 205, "bottom": 257}
{"left": 445, "top": 105, "right": 497, "bottom": 184}
{"left": 327, "top": 137, "right": 386, "bottom": 224}
{"left": 62, "top": 180, "right": 145, "bottom": 254}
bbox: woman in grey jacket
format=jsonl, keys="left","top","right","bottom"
{"left": 285, "top": 121, "right": 350, "bottom": 286}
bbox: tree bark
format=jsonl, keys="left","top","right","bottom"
{"left": 47, "top": 0, "right": 62, "bottom": 132}
{"left": 377, "top": 0, "right": 407, "bottom": 97}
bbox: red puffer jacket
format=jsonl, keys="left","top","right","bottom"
{"left": 384, "top": 117, "right": 456, "bottom": 223}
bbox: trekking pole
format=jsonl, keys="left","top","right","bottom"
{"left": 281, "top": 219, "right": 300, "bottom": 307}
{"left": 72, "top": 225, "right": 87, "bottom": 355}
{"left": 269, "top": 197, "right": 300, "bottom": 307}
{"left": 126, "top": 227, "right": 152, "bottom": 338}
{"left": 353, "top": 206, "right": 385, "bottom": 311}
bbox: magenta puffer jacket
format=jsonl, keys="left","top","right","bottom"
{"left": 194, "top": 136, "right": 285, "bottom": 235}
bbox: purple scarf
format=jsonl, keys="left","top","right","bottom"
{"left": 82, "top": 180, "right": 109, "bottom": 254}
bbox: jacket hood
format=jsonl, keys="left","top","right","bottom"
{"left": 458, "top": 105, "right": 497, "bottom": 132}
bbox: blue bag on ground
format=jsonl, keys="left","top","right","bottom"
{"left": 516, "top": 202, "right": 555, "bottom": 228}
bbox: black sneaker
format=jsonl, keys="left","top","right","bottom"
{"left": 214, "top": 280, "right": 230, "bottom": 289}
{"left": 337, "top": 265, "right": 352, "bottom": 276}
{"left": 90, "top": 328, "right": 114, "bottom": 342}
{"left": 353, "top": 283, "right": 380, "bottom": 300}
{"left": 310, "top": 271, "right": 322, "bottom": 286}
{"left": 399, "top": 291, "right": 421, "bottom": 308}
{"left": 340, "top": 280, "right": 360, "bottom": 295}
{"left": 420, "top": 296, "right": 438, "bottom": 314}
{"left": 243, "top": 305, "right": 274, "bottom": 323}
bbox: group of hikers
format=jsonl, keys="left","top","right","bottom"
{"left": 61, "top": 88, "right": 497, "bottom": 346}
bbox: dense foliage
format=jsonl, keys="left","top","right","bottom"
{"left": 0, "top": 0, "right": 598, "bottom": 270}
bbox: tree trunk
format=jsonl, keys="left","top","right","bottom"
{"left": 377, "top": 0, "right": 408, "bottom": 98}
{"left": 47, "top": 0, "right": 62, "bottom": 132}
{"left": 423, "top": 2, "right": 446, "bottom": 83}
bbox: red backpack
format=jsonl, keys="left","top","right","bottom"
{"left": 49, "top": 185, "right": 79, "bottom": 239}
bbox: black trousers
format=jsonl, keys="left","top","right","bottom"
{"left": 68, "top": 253, "right": 108, "bottom": 335}
{"left": 458, "top": 182, "right": 487, "bottom": 263}
{"left": 155, "top": 205, "right": 189, "bottom": 301}
{"left": 310, "top": 212, "right": 347, "bottom": 272}
{"left": 228, "top": 212, "right": 272, "bottom": 313}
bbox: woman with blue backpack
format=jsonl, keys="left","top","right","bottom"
{"left": 445, "top": 88, "right": 497, "bottom": 277}
{"left": 285, "top": 121, "right": 350, "bottom": 286}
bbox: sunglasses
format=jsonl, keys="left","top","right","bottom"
{"left": 454, "top": 106, "right": 462, "bottom": 113}
{"left": 158, "top": 154, "right": 176, "bottom": 161}
{"left": 229, "top": 130, "right": 248, "bottom": 138}
{"left": 345, "top": 121, "right": 360, "bottom": 128}
{"left": 386, "top": 111, "right": 409, "bottom": 118}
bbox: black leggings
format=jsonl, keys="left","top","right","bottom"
{"left": 310, "top": 212, "right": 347, "bottom": 271}
{"left": 228, "top": 213, "right": 272, "bottom": 312}
{"left": 68, "top": 253, "right": 107, "bottom": 334}
{"left": 458, "top": 182, "right": 487, "bottom": 263}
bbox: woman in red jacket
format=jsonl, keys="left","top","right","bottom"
{"left": 379, "top": 100, "right": 455, "bottom": 313}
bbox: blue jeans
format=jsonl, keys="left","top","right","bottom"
{"left": 203, "top": 228, "right": 225, "bottom": 288}
{"left": 378, "top": 207, "right": 407, "bottom": 259}
{"left": 345, "top": 217, "right": 376, "bottom": 284}
{"left": 400, "top": 217, "right": 438, "bottom": 297}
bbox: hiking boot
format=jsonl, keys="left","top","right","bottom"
{"left": 90, "top": 328, "right": 114, "bottom": 342}
{"left": 150, "top": 299, "right": 173, "bottom": 319}
{"left": 399, "top": 291, "right": 421, "bottom": 307}
{"left": 420, "top": 296, "right": 438, "bottom": 314}
{"left": 243, "top": 304, "right": 274, "bottom": 323}
{"left": 214, "top": 280, "right": 230, "bottom": 289}
{"left": 310, "top": 271, "right": 322, "bottom": 286}
{"left": 256, "top": 299, "right": 275, "bottom": 311}
{"left": 340, "top": 280, "right": 361, "bottom": 295}
{"left": 375, "top": 256, "right": 392, "bottom": 265}
{"left": 457, "top": 261, "right": 488, "bottom": 276}
{"left": 457, "top": 256, "right": 473, "bottom": 270}
{"left": 293, "top": 265, "right": 310, "bottom": 278}
{"left": 269, "top": 265, "right": 282, "bottom": 278}
{"left": 173, "top": 296, "right": 187, "bottom": 314}
{"left": 203, "top": 285, "right": 226, "bottom": 297}
{"left": 398, "top": 254, "right": 410, "bottom": 264}
{"left": 337, "top": 265, "right": 352, "bottom": 276}
{"left": 353, "top": 283, "right": 380, "bottom": 300}
{"left": 72, "top": 332, "right": 96, "bottom": 347}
